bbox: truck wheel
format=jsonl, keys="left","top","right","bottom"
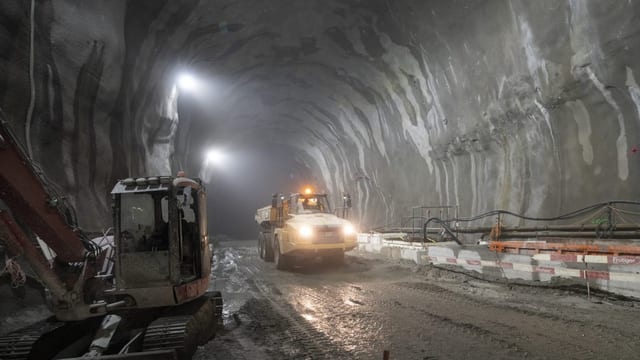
{"left": 258, "top": 233, "right": 265, "bottom": 260}
{"left": 264, "top": 234, "right": 274, "bottom": 262}
{"left": 273, "top": 237, "right": 290, "bottom": 270}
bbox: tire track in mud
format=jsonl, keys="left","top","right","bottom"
{"left": 203, "top": 245, "right": 640, "bottom": 360}
{"left": 226, "top": 247, "right": 527, "bottom": 359}
{"left": 395, "top": 280, "right": 640, "bottom": 341}
{"left": 389, "top": 281, "right": 638, "bottom": 359}
{"left": 337, "top": 283, "right": 526, "bottom": 360}
{"left": 236, "top": 249, "right": 357, "bottom": 359}
{"left": 280, "top": 284, "right": 386, "bottom": 358}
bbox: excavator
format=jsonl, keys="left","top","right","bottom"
{"left": 0, "top": 116, "right": 221, "bottom": 359}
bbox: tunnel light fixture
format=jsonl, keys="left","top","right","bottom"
{"left": 205, "top": 149, "right": 225, "bottom": 166}
{"left": 177, "top": 73, "right": 200, "bottom": 92}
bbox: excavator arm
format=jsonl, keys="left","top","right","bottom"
{"left": 0, "top": 120, "right": 86, "bottom": 262}
{"left": 0, "top": 116, "right": 104, "bottom": 320}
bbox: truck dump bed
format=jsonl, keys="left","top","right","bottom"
{"left": 255, "top": 205, "right": 273, "bottom": 226}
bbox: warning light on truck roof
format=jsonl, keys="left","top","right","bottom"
{"left": 304, "top": 188, "right": 313, "bottom": 194}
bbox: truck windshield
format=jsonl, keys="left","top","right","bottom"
{"left": 295, "top": 195, "right": 330, "bottom": 214}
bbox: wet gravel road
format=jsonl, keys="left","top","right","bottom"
{"left": 196, "top": 241, "right": 640, "bottom": 360}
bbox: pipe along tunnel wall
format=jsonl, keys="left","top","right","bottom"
{"left": 1, "top": 1, "right": 640, "bottom": 236}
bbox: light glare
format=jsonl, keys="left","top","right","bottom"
{"left": 177, "top": 73, "right": 199, "bottom": 91}
{"left": 299, "top": 226, "right": 313, "bottom": 238}
{"left": 343, "top": 224, "right": 356, "bottom": 235}
{"left": 206, "top": 149, "right": 225, "bottom": 166}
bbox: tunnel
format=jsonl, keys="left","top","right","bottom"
{"left": 2, "top": 0, "right": 639, "bottom": 238}
{"left": 2, "top": 1, "right": 640, "bottom": 359}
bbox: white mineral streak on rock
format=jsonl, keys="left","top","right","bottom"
{"left": 586, "top": 67, "right": 629, "bottom": 181}
{"left": 626, "top": 67, "right": 640, "bottom": 124}
{"left": 371, "top": 170, "right": 389, "bottom": 223}
{"left": 307, "top": 146, "right": 334, "bottom": 193}
{"left": 379, "top": 33, "right": 440, "bottom": 174}
{"left": 469, "top": 151, "right": 477, "bottom": 215}
{"left": 448, "top": 59, "right": 458, "bottom": 85}
{"left": 368, "top": 108, "right": 387, "bottom": 159}
{"left": 346, "top": 107, "right": 370, "bottom": 150}
{"left": 146, "top": 85, "right": 179, "bottom": 175}
{"left": 344, "top": 63, "right": 389, "bottom": 159}
{"left": 335, "top": 105, "right": 367, "bottom": 175}
{"left": 520, "top": 19, "right": 549, "bottom": 89}
{"left": 534, "top": 100, "right": 557, "bottom": 151}
{"left": 450, "top": 154, "right": 460, "bottom": 209}
{"left": 498, "top": 76, "right": 507, "bottom": 98}
{"left": 356, "top": 176, "right": 370, "bottom": 224}
{"left": 441, "top": 160, "right": 450, "bottom": 206}
{"left": 566, "top": 100, "right": 593, "bottom": 165}
{"left": 433, "top": 162, "right": 443, "bottom": 205}
{"left": 569, "top": 0, "right": 609, "bottom": 67}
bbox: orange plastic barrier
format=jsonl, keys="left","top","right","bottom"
{"left": 489, "top": 241, "right": 640, "bottom": 256}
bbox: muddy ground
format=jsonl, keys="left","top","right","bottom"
{"left": 197, "top": 241, "right": 640, "bottom": 360}
{"left": 1, "top": 241, "right": 639, "bottom": 359}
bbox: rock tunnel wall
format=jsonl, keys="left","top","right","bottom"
{"left": 1, "top": 0, "right": 639, "bottom": 232}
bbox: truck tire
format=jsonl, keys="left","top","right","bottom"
{"left": 258, "top": 233, "right": 265, "bottom": 260}
{"left": 273, "top": 237, "right": 291, "bottom": 270}
{"left": 264, "top": 239, "right": 273, "bottom": 262}
{"left": 264, "top": 233, "right": 274, "bottom": 262}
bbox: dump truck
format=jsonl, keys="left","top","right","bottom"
{"left": 255, "top": 189, "right": 358, "bottom": 269}
{"left": 0, "top": 118, "right": 221, "bottom": 359}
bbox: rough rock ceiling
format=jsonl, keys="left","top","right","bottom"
{"left": 1, "top": 0, "right": 639, "bottom": 236}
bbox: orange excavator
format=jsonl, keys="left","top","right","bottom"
{"left": 0, "top": 115, "right": 221, "bottom": 359}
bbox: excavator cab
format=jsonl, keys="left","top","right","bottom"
{"left": 110, "top": 175, "right": 210, "bottom": 308}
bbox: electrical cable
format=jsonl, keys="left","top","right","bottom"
{"left": 25, "top": 0, "right": 36, "bottom": 159}
{"left": 422, "top": 217, "right": 462, "bottom": 244}
{"left": 452, "top": 201, "right": 640, "bottom": 223}
{"left": 610, "top": 208, "right": 639, "bottom": 227}
{"left": 423, "top": 201, "right": 640, "bottom": 243}
{"left": 609, "top": 206, "right": 640, "bottom": 217}
{"left": 566, "top": 206, "right": 606, "bottom": 227}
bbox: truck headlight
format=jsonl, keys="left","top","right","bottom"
{"left": 343, "top": 224, "right": 356, "bottom": 236}
{"left": 299, "top": 225, "right": 313, "bottom": 238}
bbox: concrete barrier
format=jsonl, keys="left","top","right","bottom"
{"left": 356, "top": 233, "right": 640, "bottom": 299}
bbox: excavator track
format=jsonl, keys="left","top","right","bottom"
{"left": 0, "top": 293, "right": 222, "bottom": 360}
{"left": 211, "top": 291, "right": 223, "bottom": 325}
{"left": 142, "top": 293, "right": 221, "bottom": 360}
{"left": 0, "top": 326, "right": 45, "bottom": 360}
{"left": 143, "top": 315, "right": 195, "bottom": 358}
{"left": 0, "top": 318, "right": 100, "bottom": 360}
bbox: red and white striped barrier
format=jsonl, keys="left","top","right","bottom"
{"left": 532, "top": 253, "right": 640, "bottom": 265}
{"left": 356, "top": 234, "right": 640, "bottom": 297}
{"left": 423, "top": 255, "right": 640, "bottom": 283}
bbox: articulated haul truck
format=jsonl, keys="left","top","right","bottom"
{"left": 255, "top": 189, "right": 357, "bottom": 270}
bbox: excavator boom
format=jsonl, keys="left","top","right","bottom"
{"left": 0, "top": 119, "right": 86, "bottom": 262}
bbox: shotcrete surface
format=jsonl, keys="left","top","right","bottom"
{"left": 2, "top": 1, "right": 640, "bottom": 233}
